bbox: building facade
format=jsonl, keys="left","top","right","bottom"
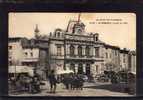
{"left": 8, "top": 37, "right": 49, "bottom": 79}
{"left": 8, "top": 19, "right": 136, "bottom": 78}
{"left": 103, "top": 44, "right": 120, "bottom": 72}
{"left": 9, "top": 37, "right": 25, "bottom": 66}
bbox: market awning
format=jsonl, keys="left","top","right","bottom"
{"left": 9, "top": 66, "right": 34, "bottom": 76}
{"left": 129, "top": 71, "right": 136, "bottom": 75}
{"left": 56, "top": 69, "right": 74, "bottom": 74}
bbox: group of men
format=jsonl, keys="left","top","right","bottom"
{"left": 48, "top": 70, "right": 85, "bottom": 93}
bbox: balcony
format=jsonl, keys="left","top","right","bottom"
{"left": 22, "top": 58, "right": 39, "bottom": 62}
{"left": 50, "top": 55, "right": 64, "bottom": 59}
{"left": 65, "top": 54, "right": 104, "bottom": 61}
{"left": 65, "top": 34, "right": 94, "bottom": 42}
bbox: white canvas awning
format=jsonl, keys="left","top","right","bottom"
{"left": 130, "top": 71, "right": 136, "bottom": 75}
{"left": 9, "top": 66, "right": 34, "bottom": 76}
{"left": 56, "top": 69, "right": 74, "bottom": 74}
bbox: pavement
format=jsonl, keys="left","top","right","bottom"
{"left": 9, "top": 81, "right": 135, "bottom": 97}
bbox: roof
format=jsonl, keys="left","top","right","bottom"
{"left": 104, "top": 44, "right": 120, "bottom": 50}
{"left": 22, "top": 45, "right": 39, "bottom": 49}
{"left": 129, "top": 51, "right": 136, "bottom": 55}
{"left": 9, "top": 37, "right": 23, "bottom": 41}
{"left": 120, "top": 49, "right": 129, "bottom": 54}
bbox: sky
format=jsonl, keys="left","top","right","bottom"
{"left": 9, "top": 13, "right": 136, "bottom": 50}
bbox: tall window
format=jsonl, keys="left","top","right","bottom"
{"left": 8, "top": 46, "right": 12, "bottom": 49}
{"left": 85, "top": 46, "right": 90, "bottom": 57}
{"left": 86, "top": 64, "right": 90, "bottom": 75}
{"left": 70, "top": 45, "right": 75, "bottom": 56}
{"left": 110, "top": 53, "right": 112, "bottom": 58}
{"left": 57, "top": 32, "right": 60, "bottom": 37}
{"left": 123, "top": 54, "right": 126, "bottom": 63}
{"left": 30, "top": 52, "right": 33, "bottom": 57}
{"left": 70, "top": 63, "right": 75, "bottom": 72}
{"left": 106, "top": 53, "right": 108, "bottom": 58}
{"left": 57, "top": 45, "right": 62, "bottom": 56}
{"left": 95, "top": 36, "right": 98, "bottom": 41}
{"left": 9, "top": 61, "right": 12, "bottom": 66}
{"left": 123, "top": 58, "right": 126, "bottom": 63}
{"left": 96, "top": 65, "right": 99, "bottom": 73}
{"left": 78, "top": 46, "right": 82, "bottom": 57}
{"left": 95, "top": 47, "right": 99, "bottom": 57}
{"left": 115, "top": 50, "right": 117, "bottom": 56}
{"left": 25, "top": 52, "right": 28, "bottom": 56}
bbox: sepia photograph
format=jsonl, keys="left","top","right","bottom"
{"left": 8, "top": 13, "right": 136, "bottom": 96}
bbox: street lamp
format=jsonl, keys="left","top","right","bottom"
{"left": 12, "top": 58, "right": 19, "bottom": 81}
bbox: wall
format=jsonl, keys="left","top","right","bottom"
{"left": 9, "top": 41, "right": 23, "bottom": 65}
{"left": 23, "top": 48, "right": 39, "bottom": 59}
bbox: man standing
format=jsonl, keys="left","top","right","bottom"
{"left": 48, "top": 70, "right": 57, "bottom": 93}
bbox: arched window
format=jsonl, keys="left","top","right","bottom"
{"left": 85, "top": 46, "right": 90, "bottom": 57}
{"left": 70, "top": 45, "right": 75, "bottom": 56}
{"left": 96, "top": 65, "right": 99, "bottom": 73}
{"left": 78, "top": 46, "right": 82, "bottom": 57}
{"left": 57, "top": 32, "right": 60, "bottom": 37}
{"left": 95, "top": 36, "right": 98, "bottom": 41}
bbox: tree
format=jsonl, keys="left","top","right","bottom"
{"left": 105, "top": 61, "right": 117, "bottom": 72}
{"left": 105, "top": 61, "right": 119, "bottom": 83}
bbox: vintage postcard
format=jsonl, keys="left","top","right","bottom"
{"left": 8, "top": 13, "right": 136, "bottom": 96}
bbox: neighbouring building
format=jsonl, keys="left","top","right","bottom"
{"left": 120, "top": 48, "right": 130, "bottom": 71}
{"left": 8, "top": 37, "right": 49, "bottom": 79}
{"left": 128, "top": 51, "right": 136, "bottom": 74}
{"left": 8, "top": 19, "right": 136, "bottom": 79}
{"left": 103, "top": 44, "right": 120, "bottom": 72}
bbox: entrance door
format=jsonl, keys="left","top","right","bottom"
{"left": 86, "top": 64, "right": 90, "bottom": 75}
{"left": 78, "top": 63, "right": 83, "bottom": 74}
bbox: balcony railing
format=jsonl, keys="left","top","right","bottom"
{"left": 65, "top": 34, "right": 94, "bottom": 42}
{"left": 22, "top": 58, "right": 39, "bottom": 62}
{"left": 65, "top": 54, "right": 104, "bottom": 60}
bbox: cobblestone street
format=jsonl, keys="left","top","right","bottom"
{"left": 9, "top": 81, "right": 134, "bottom": 96}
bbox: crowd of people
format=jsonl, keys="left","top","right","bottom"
{"left": 9, "top": 69, "right": 136, "bottom": 95}
{"left": 9, "top": 72, "right": 42, "bottom": 94}
{"left": 48, "top": 70, "right": 85, "bottom": 93}
{"left": 9, "top": 70, "right": 85, "bottom": 94}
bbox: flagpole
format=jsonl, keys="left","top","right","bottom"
{"left": 78, "top": 13, "right": 81, "bottom": 23}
